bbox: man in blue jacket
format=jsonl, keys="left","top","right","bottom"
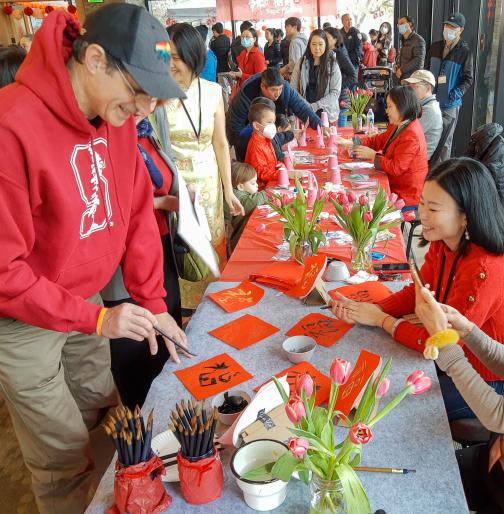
{"left": 427, "top": 12, "right": 473, "bottom": 160}
{"left": 226, "top": 68, "right": 323, "bottom": 161}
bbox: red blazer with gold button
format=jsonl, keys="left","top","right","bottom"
{"left": 377, "top": 241, "right": 504, "bottom": 382}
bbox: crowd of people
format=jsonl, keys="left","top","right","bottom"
{"left": 0, "top": 4, "right": 503, "bottom": 514}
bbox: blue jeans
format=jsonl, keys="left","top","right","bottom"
{"left": 439, "top": 374, "right": 504, "bottom": 421}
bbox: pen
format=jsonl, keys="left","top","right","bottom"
{"left": 154, "top": 325, "right": 197, "bottom": 357}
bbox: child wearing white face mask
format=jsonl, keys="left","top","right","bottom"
{"left": 244, "top": 97, "right": 285, "bottom": 187}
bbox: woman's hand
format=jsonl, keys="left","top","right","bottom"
{"left": 336, "top": 136, "right": 353, "bottom": 148}
{"left": 353, "top": 145, "right": 376, "bottom": 160}
{"left": 415, "top": 286, "right": 448, "bottom": 336}
{"left": 153, "top": 195, "right": 179, "bottom": 212}
{"left": 440, "top": 303, "right": 474, "bottom": 338}
{"left": 331, "top": 292, "right": 386, "bottom": 327}
{"left": 225, "top": 190, "right": 245, "bottom": 216}
{"left": 230, "top": 69, "right": 243, "bottom": 79}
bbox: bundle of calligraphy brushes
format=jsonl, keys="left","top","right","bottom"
{"left": 103, "top": 405, "right": 154, "bottom": 467}
{"left": 168, "top": 399, "right": 219, "bottom": 460}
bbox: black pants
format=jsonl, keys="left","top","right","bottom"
{"left": 107, "top": 234, "right": 182, "bottom": 409}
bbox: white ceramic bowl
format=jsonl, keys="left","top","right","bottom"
{"left": 211, "top": 389, "right": 251, "bottom": 426}
{"left": 282, "top": 335, "right": 316, "bottom": 364}
{"left": 230, "top": 439, "right": 289, "bottom": 511}
{"left": 323, "top": 260, "right": 350, "bottom": 282}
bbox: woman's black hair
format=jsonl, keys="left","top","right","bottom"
{"left": 242, "top": 26, "right": 259, "bottom": 47}
{"left": 422, "top": 157, "right": 504, "bottom": 255}
{"left": 324, "top": 26, "right": 344, "bottom": 48}
{"left": 212, "top": 22, "right": 224, "bottom": 34}
{"left": 275, "top": 28, "right": 284, "bottom": 39}
{"left": 167, "top": 23, "right": 207, "bottom": 78}
{"left": 386, "top": 85, "right": 421, "bottom": 122}
{"left": 301, "top": 29, "right": 333, "bottom": 102}
{"left": 0, "top": 46, "right": 26, "bottom": 88}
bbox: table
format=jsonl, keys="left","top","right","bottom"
{"left": 86, "top": 281, "right": 468, "bottom": 514}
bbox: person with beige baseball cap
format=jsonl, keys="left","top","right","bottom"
{"left": 403, "top": 70, "right": 443, "bottom": 160}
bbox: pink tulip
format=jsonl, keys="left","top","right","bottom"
{"left": 318, "top": 189, "right": 329, "bottom": 202}
{"left": 406, "top": 370, "right": 432, "bottom": 395}
{"left": 402, "top": 210, "right": 416, "bottom": 222}
{"left": 342, "top": 204, "right": 352, "bottom": 216}
{"left": 374, "top": 376, "right": 390, "bottom": 398}
{"left": 389, "top": 193, "right": 398, "bottom": 204}
{"left": 295, "top": 373, "right": 314, "bottom": 398}
{"left": 363, "top": 211, "right": 373, "bottom": 223}
{"left": 330, "top": 358, "right": 352, "bottom": 385}
{"left": 288, "top": 437, "right": 309, "bottom": 458}
{"left": 285, "top": 395, "right": 306, "bottom": 423}
{"left": 281, "top": 193, "right": 290, "bottom": 205}
{"left": 256, "top": 223, "right": 266, "bottom": 232}
{"left": 336, "top": 192, "right": 349, "bottom": 205}
{"left": 349, "top": 422, "right": 373, "bottom": 445}
{"left": 394, "top": 199, "right": 406, "bottom": 210}
{"left": 347, "top": 191, "right": 356, "bottom": 203}
{"left": 358, "top": 194, "right": 368, "bottom": 206}
{"left": 273, "top": 198, "right": 282, "bottom": 208}
{"left": 339, "top": 100, "right": 346, "bottom": 108}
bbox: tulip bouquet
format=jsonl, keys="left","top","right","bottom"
{"left": 340, "top": 88, "right": 374, "bottom": 130}
{"left": 331, "top": 187, "right": 416, "bottom": 271}
{"left": 243, "top": 358, "right": 432, "bottom": 514}
{"left": 267, "top": 177, "right": 327, "bottom": 264}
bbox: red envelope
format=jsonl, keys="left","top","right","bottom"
{"left": 329, "top": 281, "right": 391, "bottom": 304}
{"left": 209, "top": 314, "right": 279, "bottom": 350}
{"left": 255, "top": 361, "right": 331, "bottom": 406}
{"left": 174, "top": 353, "right": 253, "bottom": 400}
{"left": 286, "top": 313, "right": 353, "bottom": 347}
{"left": 250, "top": 261, "right": 303, "bottom": 291}
{"left": 208, "top": 281, "right": 265, "bottom": 313}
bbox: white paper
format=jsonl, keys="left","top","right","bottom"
{"left": 176, "top": 173, "right": 220, "bottom": 278}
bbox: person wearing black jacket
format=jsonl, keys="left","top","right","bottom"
{"left": 279, "top": 29, "right": 291, "bottom": 66}
{"left": 395, "top": 15, "right": 425, "bottom": 81}
{"left": 264, "top": 28, "right": 282, "bottom": 68}
{"left": 341, "top": 13, "right": 362, "bottom": 69}
{"left": 211, "top": 22, "right": 231, "bottom": 73}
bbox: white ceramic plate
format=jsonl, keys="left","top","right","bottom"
{"left": 340, "top": 162, "right": 374, "bottom": 170}
{"left": 151, "top": 430, "right": 180, "bottom": 482}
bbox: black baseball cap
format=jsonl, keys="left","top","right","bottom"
{"left": 444, "top": 12, "right": 466, "bottom": 28}
{"left": 82, "top": 4, "right": 184, "bottom": 100}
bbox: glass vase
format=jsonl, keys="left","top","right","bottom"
{"left": 309, "top": 475, "right": 346, "bottom": 514}
{"left": 351, "top": 240, "right": 372, "bottom": 272}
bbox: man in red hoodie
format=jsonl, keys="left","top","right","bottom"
{"left": 0, "top": 5, "right": 188, "bottom": 513}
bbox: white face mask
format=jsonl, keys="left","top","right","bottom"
{"left": 241, "top": 37, "right": 254, "bottom": 48}
{"left": 261, "top": 123, "right": 277, "bottom": 139}
{"left": 398, "top": 23, "right": 408, "bottom": 35}
{"left": 443, "top": 28, "right": 458, "bottom": 41}
{"left": 381, "top": 27, "right": 389, "bottom": 34}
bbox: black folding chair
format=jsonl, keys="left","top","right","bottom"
{"left": 429, "top": 115, "right": 457, "bottom": 166}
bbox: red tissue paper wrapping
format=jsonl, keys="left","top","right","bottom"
{"left": 107, "top": 455, "right": 172, "bottom": 514}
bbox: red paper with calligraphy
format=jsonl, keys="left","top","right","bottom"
{"left": 209, "top": 314, "right": 279, "bottom": 350}
{"left": 208, "top": 281, "right": 265, "bottom": 313}
{"left": 285, "top": 255, "right": 327, "bottom": 298}
{"left": 329, "top": 281, "right": 392, "bottom": 304}
{"left": 334, "top": 350, "right": 381, "bottom": 417}
{"left": 255, "top": 361, "right": 331, "bottom": 406}
{"left": 174, "top": 353, "right": 253, "bottom": 400}
{"left": 286, "top": 313, "right": 353, "bottom": 347}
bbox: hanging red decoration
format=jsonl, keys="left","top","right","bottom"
{"left": 45, "top": 5, "right": 54, "bottom": 14}
{"left": 2, "top": 5, "right": 13, "bottom": 15}
{"left": 24, "top": 6, "right": 34, "bottom": 16}
{"left": 67, "top": 4, "right": 77, "bottom": 14}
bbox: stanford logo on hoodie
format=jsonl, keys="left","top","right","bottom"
{"left": 70, "top": 138, "right": 113, "bottom": 239}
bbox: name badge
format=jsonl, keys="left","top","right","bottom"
{"left": 438, "top": 75, "right": 447, "bottom": 84}
{"left": 192, "top": 154, "right": 207, "bottom": 170}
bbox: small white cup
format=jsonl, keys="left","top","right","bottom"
{"left": 324, "top": 260, "right": 350, "bottom": 282}
{"left": 282, "top": 336, "right": 316, "bottom": 364}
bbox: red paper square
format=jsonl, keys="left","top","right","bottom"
{"left": 255, "top": 361, "right": 331, "bottom": 406}
{"left": 208, "top": 281, "right": 265, "bottom": 313}
{"left": 174, "top": 353, "right": 253, "bottom": 400}
{"left": 329, "top": 281, "right": 391, "bottom": 304}
{"left": 286, "top": 313, "right": 353, "bottom": 347}
{"left": 209, "top": 314, "right": 279, "bottom": 350}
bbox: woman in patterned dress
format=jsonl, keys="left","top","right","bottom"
{"left": 165, "top": 23, "right": 243, "bottom": 310}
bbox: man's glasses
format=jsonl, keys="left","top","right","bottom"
{"left": 114, "top": 63, "right": 153, "bottom": 106}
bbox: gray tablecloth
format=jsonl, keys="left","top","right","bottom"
{"left": 86, "top": 281, "right": 468, "bottom": 514}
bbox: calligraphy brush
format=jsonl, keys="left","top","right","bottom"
{"left": 153, "top": 326, "right": 197, "bottom": 356}
{"left": 355, "top": 466, "right": 416, "bottom": 474}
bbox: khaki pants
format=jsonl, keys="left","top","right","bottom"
{"left": 0, "top": 294, "right": 117, "bottom": 514}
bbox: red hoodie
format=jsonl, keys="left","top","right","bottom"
{"left": 0, "top": 13, "right": 166, "bottom": 334}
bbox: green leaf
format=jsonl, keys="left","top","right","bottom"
{"left": 309, "top": 452, "right": 330, "bottom": 476}
{"left": 241, "top": 461, "right": 275, "bottom": 481}
{"left": 312, "top": 407, "right": 327, "bottom": 435}
{"left": 298, "top": 469, "right": 310, "bottom": 485}
{"left": 333, "top": 462, "right": 371, "bottom": 514}
{"left": 321, "top": 421, "right": 334, "bottom": 452}
{"left": 289, "top": 427, "right": 333, "bottom": 455}
{"left": 272, "top": 376, "right": 289, "bottom": 404}
{"left": 271, "top": 451, "right": 299, "bottom": 482}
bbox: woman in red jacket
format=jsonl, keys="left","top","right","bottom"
{"left": 230, "top": 27, "right": 266, "bottom": 87}
{"left": 331, "top": 158, "right": 504, "bottom": 420}
{"left": 339, "top": 85, "right": 428, "bottom": 206}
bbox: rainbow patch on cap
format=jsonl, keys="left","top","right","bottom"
{"left": 155, "top": 41, "right": 171, "bottom": 62}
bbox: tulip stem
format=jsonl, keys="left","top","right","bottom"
{"left": 368, "top": 386, "right": 413, "bottom": 427}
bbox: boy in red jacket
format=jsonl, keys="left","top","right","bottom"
{"left": 361, "top": 32, "right": 378, "bottom": 68}
{"left": 245, "top": 98, "right": 283, "bottom": 186}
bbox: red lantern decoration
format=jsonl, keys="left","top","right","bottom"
{"left": 24, "top": 6, "right": 34, "bottom": 16}
{"left": 45, "top": 5, "right": 54, "bottom": 14}
{"left": 67, "top": 4, "right": 77, "bottom": 14}
{"left": 2, "top": 5, "right": 13, "bottom": 15}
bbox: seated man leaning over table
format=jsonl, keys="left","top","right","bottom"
{"left": 415, "top": 286, "right": 504, "bottom": 514}
{"left": 226, "top": 67, "right": 327, "bottom": 161}
{"left": 338, "top": 85, "right": 428, "bottom": 208}
{"left": 330, "top": 158, "right": 504, "bottom": 422}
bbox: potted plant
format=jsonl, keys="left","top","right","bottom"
{"left": 340, "top": 88, "right": 374, "bottom": 130}
{"left": 331, "top": 188, "right": 415, "bottom": 272}
{"left": 267, "top": 178, "right": 327, "bottom": 265}
{"left": 242, "top": 358, "right": 432, "bottom": 514}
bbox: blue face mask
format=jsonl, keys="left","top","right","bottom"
{"left": 398, "top": 23, "right": 408, "bottom": 35}
{"left": 443, "top": 28, "right": 458, "bottom": 41}
{"left": 241, "top": 37, "right": 254, "bottom": 48}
